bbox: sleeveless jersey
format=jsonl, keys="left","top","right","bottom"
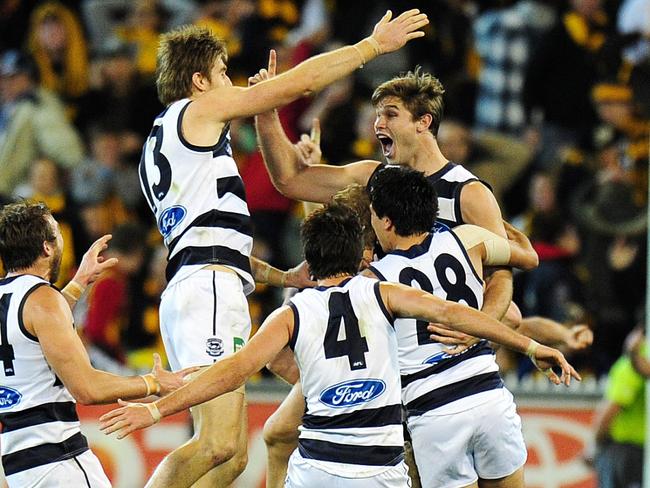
{"left": 369, "top": 223, "right": 503, "bottom": 417}
{"left": 0, "top": 275, "right": 88, "bottom": 481}
{"left": 427, "top": 162, "right": 484, "bottom": 228}
{"left": 139, "top": 99, "right": 254, "bottom": 294}
{"left": 289, "top": 276, "right": 403, "bottom": 477}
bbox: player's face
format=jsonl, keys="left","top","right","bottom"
{"left": 374, "top": 97, "right": 418, "bottom": 165}
{"left": 207, "top": 56, "right": 232, "bottom": 89}
{"left": 45, "top": 215, "right": 63, "bottom": 284}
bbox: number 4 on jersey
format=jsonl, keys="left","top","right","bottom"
{"left": 323, "top": 292, "right": 368, "bottom": 370}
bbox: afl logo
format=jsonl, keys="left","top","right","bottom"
{"left": 0, "top": 386, "right": 22, "bottom": 409}
{"left": 158, "top": 206, "right": 186, "bottom": 238}
{"left": 319, "top": 379, "right": 385, "bottom": 408}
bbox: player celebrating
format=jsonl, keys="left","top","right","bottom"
{"left": 0, "top": 201, "right": 193, "bottom": 487}
{"left": 100, "top": 203, "right": 579, "bottom": 487}
{"left": 139, "top": 10, "right": 429, "bottom": 488}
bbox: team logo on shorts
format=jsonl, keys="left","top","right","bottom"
{"left": 158, "top": 206, "right": 187, "bottom": 238}
{"left": 319, "top": 379, "right": 385, "bottom": 408}
{"left": 206, "top": 337, "right": 224, "bottom": 358}
{"left": 0, "top": 386, "right": 22, "bottom": 409}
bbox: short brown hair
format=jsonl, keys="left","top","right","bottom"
{"left": 301, "top": 203, "right": 363, "bottom": 280}
{"left": 0, "top": 202, "right": 55, "bottom": 272}
{"left": 331, "top": 184, "right": 375, "bottom": 249}
{"left": 156, "top": 25, "right": 227, "bottom": 106}
{"left": 371, "top": 67, "right": 445, "bottom": 136}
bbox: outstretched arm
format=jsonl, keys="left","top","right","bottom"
{"left": 100, "top": 306, "right": 294, "bottom": 438}
{"left": 195, "top": 10, "right": 428, "bottom": 122}
{"left": 381, "top": 282, "right": 580, "bottom": 385}
{"left": 26, "top": 287, "right": 195, "bottom": 405}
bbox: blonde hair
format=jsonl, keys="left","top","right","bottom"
{"left": 331, "top": 184, "right": 375, "bottom": 249}
{"left": 156, "top": 25, "right": 227, "bottom": 106}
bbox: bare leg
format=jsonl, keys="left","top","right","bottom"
{"left": 145, "top": 387, "right": 247, "bottom": 488}
{"left": 404, "top": 440, "right": 422, "bottom": 488}
{"left": 192, "top": 394, "right": 248, "bottom": 488}
{"left": 263, "top": 382, "right": 304, "bottom": 488}
{"left": 479, "top": 466, "right": 525, "bottom": 488}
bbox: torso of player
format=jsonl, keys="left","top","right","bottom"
{"left": 0, "top": 275, "right": 87, "bottom": 481}
{"left": 427, "top": 161, "right": 482, "bottom": 228}
{"left": 139, "top": 99, "right": 254, "bottom": 293}
{"left": 289, "top": 276, "right": 404, "bottom": 476}
{"left": 370, "top": 224, "right": 503, "bottom": 416}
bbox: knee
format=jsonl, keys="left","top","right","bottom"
{"left": 197, "top": 437, "right": 242, "bottom": 468}
{"left": 263, "top": 415, "right": 299, "bottom": 447}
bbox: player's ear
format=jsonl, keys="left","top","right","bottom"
{"left": 417, "top": 114, "right": 432, "bottom": 133}
{"left": 42, "top": 240, "right": 53, "bottom": 257}
{"left": 191, "top": 72, "right": 209, "bottom": 93}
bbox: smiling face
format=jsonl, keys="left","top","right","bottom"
{"left": 374, "top": 96, "right": 421, "bottom": 165}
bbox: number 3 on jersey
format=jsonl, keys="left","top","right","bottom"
{"left": 140, "top": 124, "right": 172, "bottom": 208}
{"left": 323, "top": 292, "right": 368, "bottom": 370}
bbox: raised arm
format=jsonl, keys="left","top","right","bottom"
{"left": 26, "top": 287, "right": 192, "bottom": 405}
{"left": 381, "top": 282, "right": 580, "bottom": 385}
{"left": 255, "top": 89, "right": 380, "bottom": 201}
{"left": 99, "top": 306, "right": 295, "bottom": 438}
{"left": 194, "top": 10, "right": 428, "bottom": 123}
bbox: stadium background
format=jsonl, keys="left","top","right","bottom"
{"left": 0, "top": 0, "right": 648, "bottom": 486}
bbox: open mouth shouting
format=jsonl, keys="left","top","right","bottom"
{"left": 377, "top": 134, "right": 394, "bottom": 158}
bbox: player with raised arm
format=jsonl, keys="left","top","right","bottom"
{"left": 252, "top": 61, "right": 516, "bottom": 487}
{"left": 0, "top": 202, "right": 194, "bottom": 487}
{"left": 139, "top": 10, "right": 428, "bottom": 488}
{"left": 100, "top": 204, "right": 578, "bottom": 488}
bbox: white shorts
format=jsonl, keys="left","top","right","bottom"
{"left": 285, "top": 450, "right": 411, "bottom": 488}
{"left": 160, "top": 268, "right": 251, "bottom": 371}
{"left": 6, "top": 449, "right": 111, "bottom": 488}
{"left": 407, "top": 388, "right": 527, "bottom": 488}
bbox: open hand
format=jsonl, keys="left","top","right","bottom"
{"left": 531, "top": 344, "right": 582, "bottom": 386}
{"left": 73, "top": 235, "right": 119, "bottom": 287}
{"left": 151, "top": 353, "right": 200, "bottom": 396}
{"left": 370, "top": 9, "right": 429, "bottom": 54}
{"left": 428, "top": 322, "right": 480, "bottom": 354}
{"left": 565, "top": 324, "right": 593, "bottom": 351}
{"left": 100, "top": 399, "right": 156, "bottom": 439}
{"left": 283, "top": 260, "right": 317, "bottom": 289}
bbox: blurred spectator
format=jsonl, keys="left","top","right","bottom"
{"left": 591, "top": 327, "right": 646, "bottom": 488}
{"left": 27, "top": 1, "right": 90, "bottom": 115}
{"left": 14, "top": 158, "right": 88, "bottom": 289}
{"left": 473, "top": 0, "right": 556, "bottom": 135}
{"left": 515, "top": 172, "right": 581, "bottom": 322}
{"left": 77, "top": 39, "right": 162, "bottom": 139}
{"left": 523, "top": 0, "right": 615, "bottom": 167}
{"left": 83, "top": 0, "right": 197, "bottom": 64}
{"left": 0, "top": 49, "right": 83, "bottom": 196}
{"left": 437, "top": 118, "right": 533, "bottom": 208}
{"left": 82, "top": 222, "right": 147, "bottom": 365}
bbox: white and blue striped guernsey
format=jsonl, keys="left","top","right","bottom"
{"left": 427, "top": 162, "right": 484, "bottom": 229}
{"left": 139, "top": 99, "right": 254, "bottom": 294}
{"left": 0, "top": 275, "right": 88, "bottom": 486}
{"left": 369, "top": 223, "right": 504, "bottom": 417}
{"left": 289, "top": 276, "right": 404, "bottom": 477}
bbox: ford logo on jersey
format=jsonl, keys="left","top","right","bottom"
{"left": 0, "top": 387, "right": 21, "bottom": 409}
{"left": 423, "top": 351, "right": 453, "bottom": 364}
{"left": 319, "top": 379, "right": 385, "bottom": 408}
{"left": 158, "top": 206, "right": 187, "bottom": 238}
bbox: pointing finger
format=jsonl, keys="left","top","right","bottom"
{"left": 310, "top": 118, "right": 321, "bottom": 145}
{"left": 268, "top": 49, "right": 277, "bottom": 76}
